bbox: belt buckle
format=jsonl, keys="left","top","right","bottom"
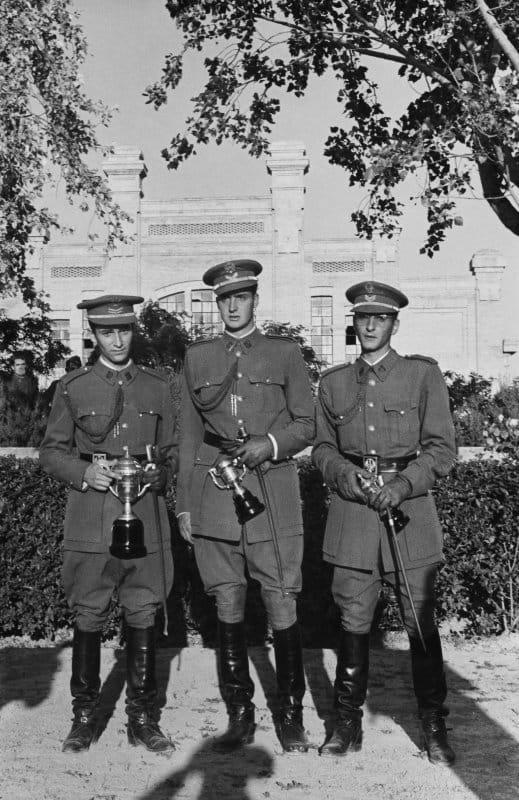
{"left": 363, "top": 454, "right": 379, "bottom": 475}
{"left": 92, "top": 452, "right": 107, "bottom": 463}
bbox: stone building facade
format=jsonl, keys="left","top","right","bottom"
{"left": 22, "top": 142, "right": 518, "bottom": 380}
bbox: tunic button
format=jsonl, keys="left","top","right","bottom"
{"left": 238, "top": 419, "right": 244, "bottom": 425}
{"left": 266, "top": 378, "right": 271, "bottom": 383}
{"left": 118, "top": 380, "right": 123, "bottom": 386}
{"left": 205, "top": 381, "right": 210, "bottom": 386}
{"left": 236, "top": 396, "right": 242, "bottom": 402}
{"left": 400, "top": 410, "right": 405, "bottom": 415}
{"left": 368, "top": 379, "right": 376, "bottom": 386}
{"left": 236, "top": 351, "right": 242, "bottom": 357}
{"left": 237, "top": 372, "right": 242, "bottom": 379}
{"left": 91, "top": 411, "right": 95, "bottom": 416}
{"left": 368, "top": 425, "right": 375, "bottom": 432}
{"left": 122, "top": 423, "right": 128, "bottom": 429}
{"left": 368, "top": 402, "right": 374, "bottom": 408}
{"left": 369, "top": 449, "right": 376, "bottom": 454}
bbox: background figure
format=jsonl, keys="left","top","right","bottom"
{"left": 3, "top": 351, "right": 39, "bottom": 411}
{"left": 177, "top": 259, "right": 315, "bottom": 753}
{"left": 312, "top": 281, "right": 456, "bottom": 765}
{"left": 40, "top": 295, "right": 177, "bottom": 755}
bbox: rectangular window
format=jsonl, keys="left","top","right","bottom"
{"left": 311, "top": 296, "right": 333, "bottom": 365}
{"left": 345, "top": 312, "right": 360, "bottom": 363}
{"left": 50, "top": 319, "right": 70, "bottom": 368}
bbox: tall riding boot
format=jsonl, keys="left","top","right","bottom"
{"left": 410, "top": 629, "right": 455, "bottom": 765}
{"left": 126, "top": 626, "right": 174, "bottom": 752}
{"left": 273, "top": 623, "right": 309, "bottom": 753}
{"left": 214, "top": 621, "right": 255, "bottom": 751}
{"left": 320, "top": 631, "right": 370, "bottom": 756}
{"left": 62, "top": 628, "right": 101, "bottom": 753}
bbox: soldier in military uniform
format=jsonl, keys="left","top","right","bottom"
{"left": 177, "top": 260, "right": 314, "bottom": 752}
{"left": 40, "top": 295, "right": 177, "bottom": 754}
{"left": 312, "top": 281, "right": 456, "bottom": 765}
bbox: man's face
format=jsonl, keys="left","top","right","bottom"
{"left": 353, "top": 312, "right": 399, "bottom": 357}
{"left": 217, "top": 289, "right": 258, "bottom": 334}
{"left": 93, "top": 324, "right": 133, "bottom": 366}
{"left": 13, "top": 359, "right": 27, "bottom": 376}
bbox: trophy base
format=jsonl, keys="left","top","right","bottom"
{"left": 110, "top": 518, "right": 147, "bottom": 560}
{"left": 234, "top": 491, "right": 265, "bottom": 526}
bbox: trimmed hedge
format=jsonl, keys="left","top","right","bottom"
{"left": 1, "top": 455, "right": 519, "bottom": 642}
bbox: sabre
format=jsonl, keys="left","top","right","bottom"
{"left": 235, "top": 426, "right": 289, "bottom": 598}
{"left": 146, "top": 444, "right": 169, "bottom": 638}
{"left": 358, "top": 473, "right": 427, "bottom": 654}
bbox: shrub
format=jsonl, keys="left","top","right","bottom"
{"left": 2, "top": 455, "right": 519, "bottom": 641}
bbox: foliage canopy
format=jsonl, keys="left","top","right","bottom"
{"left": 147, "top": 0, "right": 519, "bottom": 255}
{"left": 0, "top": 0, "right": 126, "bottom": 369}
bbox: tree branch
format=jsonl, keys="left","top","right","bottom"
{"left": 475, "top": 0, "right": 519, "bottom": 72}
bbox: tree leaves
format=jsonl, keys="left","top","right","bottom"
{"left": 148, "top": 0, "right": 519, "bottom": 254}
{"left": 0, "top": 0, "right": 128, "bottom": 356}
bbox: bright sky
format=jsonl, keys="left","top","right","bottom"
{"left": 72, "top": 0, "right": 519, "bottom": 304}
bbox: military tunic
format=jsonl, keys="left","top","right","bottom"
{"left": 40, "top": 359, "right": 177, "bottom": 554}
{"left": 177, "top": 328, "right": 315, "bottom": 543}
{"left": 312, "top": 348, "right": 456, "bottom": 572}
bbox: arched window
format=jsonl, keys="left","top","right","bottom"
{"left": 159, "top": 289, "right": 221, "bottom": 336}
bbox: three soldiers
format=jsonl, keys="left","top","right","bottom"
{"left": 40, "top": 295, "right": 177, "bottom": 753}
{"left": 41, "top": 275, "right": 456, "bottom": 765}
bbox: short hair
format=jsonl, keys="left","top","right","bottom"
{"left": 65, "top": 356, "right": 82, "bottom": 372}
{"left": 13, "top": 351, "right": 27, "bottom": 363}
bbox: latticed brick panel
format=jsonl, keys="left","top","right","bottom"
{"left": 50, "top": 265, "right": 103, "bottom": 279}
{"left": 147, "top": 221, "right": 265, "bottom": 236}
{"left": 312, "top": 260, "right": 366, "bottom": 273}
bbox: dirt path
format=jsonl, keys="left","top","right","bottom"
{"left": 1, "top": 633, "right": 518, "bottom": 800}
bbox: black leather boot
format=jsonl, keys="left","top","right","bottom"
{"left": 214, "top": 621, "right": 255, "bottom": 752}
{"left": 319, "top": 631, "right": 370, "bottom": 756}
{"left": 126, "top": 626, "right": 174, "bottom": 752}
{"left": 273, "top": 623, "right": 309, "bottom": 753}
{"left": 410, "top": 629, "right": 455, "bottom": 766}
{"left": 62, "top": 628, "right": 101, "bottom": 753}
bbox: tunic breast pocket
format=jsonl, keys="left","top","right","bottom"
{"left": 135, "top": 408, "right": 161, "bottom": 444}
{"left": 247, "top": 368, "right": 285, "bottom": 413}
{"left": 384, "top": 399, "right": 419, "bottom": 445}
{"left": 77, "top": 404, "right": 115, "bottom": 440}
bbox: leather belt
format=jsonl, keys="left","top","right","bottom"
{"left": 343, "top": 452, "right": 417, "bottom": 472}
{"left": 79, "top": 452, "right": 148, "bottom": 463}
{"left": 203, "top": 431, "right": 239, "bottom": 452}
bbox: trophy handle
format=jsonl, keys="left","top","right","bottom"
{"left": 209, "top": 466, "right": 227, "bottom": 490}
{"left": 109, "top": 484, "right": 120, "bottom": 500}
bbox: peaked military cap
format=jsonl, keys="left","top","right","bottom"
{"left": 203, "top": 259, "right": 262, "bottom": 297}
{"left": 346, "top": 281, "right": 408, "bottom": 314}
{"left": 77, "top": 294, "right": 144, "bottom": 325}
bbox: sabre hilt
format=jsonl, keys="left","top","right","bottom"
{"left": 357, "top": 473, "right": 408, "bottom": 532}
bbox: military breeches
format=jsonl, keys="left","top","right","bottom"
{"left": 193, "top": 532, "right": 303, "bottom": 630}
{"left": 62, "top": 550, "right": 173, "bottom": 632}
{"left": 332, "top": 562, "right": 440, "bottom": 637}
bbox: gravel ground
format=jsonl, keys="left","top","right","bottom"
{"left": 1, "top": 632, "right": 518, "bottom": 800}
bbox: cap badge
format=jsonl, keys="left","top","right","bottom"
{"left": 222, "top": 262, "right": 238, "bottom": 281}
{"left": 107, "top": 303, "right": 125, "bottom": 315}
{"left": 363, "top": 283, "right": 375, "bottom": 302}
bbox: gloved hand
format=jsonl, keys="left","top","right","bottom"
{"left": 336, "top": 467, "right": 373, "bottom": 503}
{"left": 231, "top": 435, "right": 273, "bottom": 469}
{"left": 177, "top": 512, "right": 193, "bottom": 544}
{"left": 368, "top": 475, "right": 412, "bottom": 513}
{"left": 83, "top": 460, "right": 118, "bottom": 492}
{"left": 144, "top": 465, "right": 168, "bottom": 493}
